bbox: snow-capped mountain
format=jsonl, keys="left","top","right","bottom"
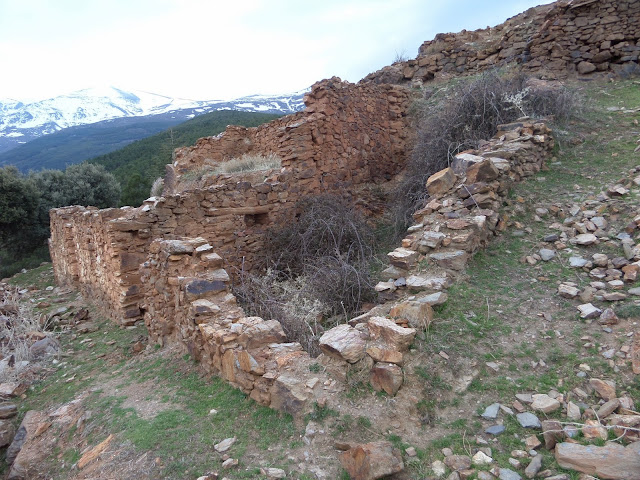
{"left": 0, "top": 86, "right": 307, "bottom": 153}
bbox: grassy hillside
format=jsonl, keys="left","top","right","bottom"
{"left": 89, "top": 110, "right": 281, "bottom": 206}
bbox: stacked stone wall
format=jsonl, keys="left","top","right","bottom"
{"left": 49, "top": 78, "right": 413, "bottom": 325}
{"left": 133, "top": 120, "right": 555, "bottom": 417}
{"left": 166, "top": 77, "right": 411, "bottom": 194}
{"left": 363, "top": 0, "right": 640, "bottom": 86}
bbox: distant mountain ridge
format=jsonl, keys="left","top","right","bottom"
{"left": 0, "top": 86, "right": 307, "bottom": 154}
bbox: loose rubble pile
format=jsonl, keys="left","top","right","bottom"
{"left": 425, "top": 377, "right": 640, "bottom": 480}
{"left": 363, "top": 0, "right": 640, "bottom": 87}
{"left": 523, "top": 167, "right": 640, "bottom": 373}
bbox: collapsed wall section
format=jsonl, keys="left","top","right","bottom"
{"left": 49, "top": 78, "right": 413, "bottom": 325}
{"left": 363, "top": 0, "right": 640, "bottom": 86}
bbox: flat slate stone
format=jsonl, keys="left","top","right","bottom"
{"left": 499, "top": 468, "right": 522, "bottom": 480}
{"left": 481, "top": 403, "right": 500, "bottom": 420}
{"left": 485, "top": 425, "right": 506, "bottom": 435}
{"left": 569, "top": 256, "right": 588, "bottom": 267}
{"left": 516, "top": 412, "right": 541, "bottom": 429}
{"left": 539, "top": 249, "right": 556, "bottom": 261}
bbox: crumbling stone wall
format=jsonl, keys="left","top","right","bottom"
{"left": 49, "top": 78, "right": 412, "bottom": 326}
{"left": 133, "top": 120, "right": 554, "bottom": 416}
{"left": 165, "top": 77, "right": 411, "bottom": 194}
{"left": 363, "top": 0, "right": 640, "bottom": 86}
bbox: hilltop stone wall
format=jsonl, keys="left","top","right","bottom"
{"left": 49, "top": 78, "right": 413, "bottom": 326}
{"left": 165, "top": 77, "right": 411, "bottom": 194}
{"left": 363, "top": 0, "right": 640, "bottom": 86}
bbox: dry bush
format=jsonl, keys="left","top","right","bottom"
{"left": 213, "top": 152, "right": 281, "bottom": 174}
{"left": 150, "top": 177, "right": 164, "bottom": 197}
{"left": 175, "top": 166, "right": 215, "bottom": 192}
{"left": 176, "top": 153, "right": 281, "bottom": 191}
{"left": 265, "top": 195, "right": 375, "bottom": 276}
{"left": 0, "top": 287, "right": 52, "bottom": 382}
{"left": 394, "top": 69, "right": 580, "bottom": 228}
{"left": 235, "top": 195, "right": 378, "bottom": 355}
{"left": 234, "top": 272, "right": 329, "bottom": 356}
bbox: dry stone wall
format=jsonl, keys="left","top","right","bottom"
{"left": 49, "top": 78, "right": 412, "bottom": 326}
{"left": 376, "top": 120, "right": 554, "bottom": 303}
{"left": 363, "top": 0, "right": 640, "bottom": 86}
{"left": 166, "top": 76, "right": 411, "bottom": 194}
{"left": 132, "top": 119, "right": 554, "bottom": 417}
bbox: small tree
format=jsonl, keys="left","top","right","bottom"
{"left": 0, "top": 166, "right": 40, "bottom": 256}
{"left": 61, "top": 163, "right": 121, "bottom": 208}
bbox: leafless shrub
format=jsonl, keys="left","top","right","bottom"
{"left": 235, "top": 195, "right": 378, "bottom": 355}
{"left": 0, "top": 287, "right": 52, "bottom": 382}
{"left": 150, "top": 177, "right": 164, "bottom": 197}
{"left": 234, "top": 271, "right": 329, "bottom": 356}
{"left": 393, "top": 69, "right": 581, "bottom": 228}
{"left": 265, "top": 195, "right": 375, "bottom": 276}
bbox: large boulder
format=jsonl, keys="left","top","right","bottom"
{"left": 338, "top": 441, "right": 404, "bottom": 480}
{"left": 555, "top": 441, "right": 640, "bottom": 480}
{"left": 319, "top": 325, "right": 367, "bottom": 363}
{"left": 7, "top": 410, "right": 49, "bottom": 480}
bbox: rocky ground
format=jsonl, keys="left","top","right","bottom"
{"left": 0, "top": 78, "right": 638, "bottom": 480}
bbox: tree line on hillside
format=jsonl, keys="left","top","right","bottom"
{"left": 0, "top": 163, "right": 120, "bottom": 278}
{"left": 89, "top": 110, "right": 281, "bottom": 207}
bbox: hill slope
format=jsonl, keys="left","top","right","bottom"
{"left": 89, "top": 110, "right": 282, "bottom": 206}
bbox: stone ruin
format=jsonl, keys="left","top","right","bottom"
{"left": 49, "top": 82, "right": 553, "bottom": 415}
{"left": 363, "top": 0, "right": 640, "bottom": 86}
{"left": 47, "top": 2, "right": 576, "bottom": 416}
{"left": 49, "top": 78, "right": 412, "bottom": 327}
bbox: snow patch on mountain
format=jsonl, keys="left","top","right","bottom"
{"left": 0, "top": 86, "right": 307, "bottom": 153}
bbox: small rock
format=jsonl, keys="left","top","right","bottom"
{"left": 566, "top": 401, "right": 581, "bottom": 421}
{"left": 524, "top": 455, "right": 542, "bottom": 478}
{"left": 575, "top": 233, "right": 598, "bottom": 245}
{"left": 485, "top": 425, "right": 506, "bottom": 436}
{"left": 577, "top": 303, "right": 602, "bottom": 319}
{"left": 482, "top": 403, "right": 501, "bottom": 420}
{"left": 221, "top": 458, "right": 238, "bottom": 469}
{"left": 214, "top": 437, "right": 236, "bottom": 453}
{"left": 599, "top": 308, "right": 619, "bottom": 325}
{"left": 531, "top": 394, "right": 561, "bottom": 413}
{"left": 596, "top": 398, "right": 620, "bottom": 419}
{"left": 339, "top": 441, "right": 404, "bottom": 480}
{"left": 525, "top": 435, "right": 541, "bottom": 450}
{"left": 589, "top": 378, "right": 616, "bottom": 401}
{"left": 261, "top": 467, "right": 286, "bottom": 479}
{"left": 555, "top": 441, "right": 640, "bottom": 479}
{"left": 570, "top": 257, "right": 589, "bottom": 268}
{"left": 432, "top": 460, "right": 446, "bottom": 477}
{"left": 444, "top": 455, "right": 472, "bottom": 471}
{"left": 499, "top": 468, "right": 522, "bottom": 480}
{"left": 472, "top": 451, "right": 493, "bottom": 466}
{"left": 517, "top": 412, "right": 541, "bottom": 429}
{"left": 539, "top": 249, "right": 556, "bottom": 261}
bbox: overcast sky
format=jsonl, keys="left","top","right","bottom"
{"left": 0, "top": 0, "right": 552, "bottom": 102}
